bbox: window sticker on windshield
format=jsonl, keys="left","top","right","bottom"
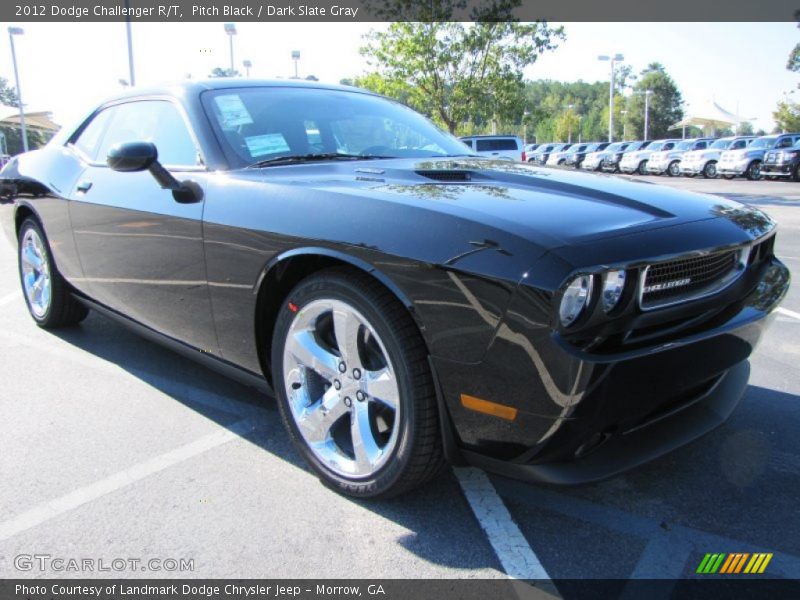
{"left": 214, "top": 94, "right": 253, "bottom": 128}
{"left": 245, "top": 133, "right": 290, "bottom": 157}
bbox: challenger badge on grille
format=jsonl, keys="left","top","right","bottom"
{"left": 643, "top": 278, "right": 692, "bottom": 293}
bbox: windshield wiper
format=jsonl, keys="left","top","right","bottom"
{"left": 247, "top": 153, "right": 391, "bottom": 168}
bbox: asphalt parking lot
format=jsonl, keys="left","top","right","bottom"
{"left": 0, "top": 175, "right": 798, "bottom": 588}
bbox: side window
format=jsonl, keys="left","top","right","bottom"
{"left": 695, "top": 141, "right": 707, "bottom": 150}
{"left": 777, "top": 137, "right": 793, "bottom": 149}
{"left": 462, "top": 139, "right": 474, "bottom": 149}
{"left": 71, "top": 108, "right": 117, "bottom": 161}
{"left": 731, "top": 140, "right": 746, "bottom": 150}
{"left": 96, "top": 100, "right": 199, "bottom": 167}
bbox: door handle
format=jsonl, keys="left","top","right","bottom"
{"left": 76, "top": 180, "right": 93, "bottom": 193}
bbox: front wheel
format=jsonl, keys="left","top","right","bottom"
{"left": 702, "top": 161, "right": 718, "bottom": 179}
{"left": 793, "top": 164, "right": 800, "bottom": 182}
{"left": 667, "top": 161, "right": 681, "bottom": 177}
{"left": 18, "top": 218, "right": 88, "bottom": 328}
{"left": 746, "top": 160, "right": 762, "bottom": 181}
{"left": 637, "top": 161, "right": 648, "bottom": 175}
{"left": 271, "top": 268, "right": 445, "bottom": 498}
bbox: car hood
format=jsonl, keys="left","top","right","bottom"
{"left": 722, "top": 148, "right": 767, "bottom": 159}
{"left": 233, "top": 157, "right": 767, "bottom": 249}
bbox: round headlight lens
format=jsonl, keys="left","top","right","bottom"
{"left": 559, "top": 275, "right": 593, "bottom": 327}
{"left": 602, "top": 270, "right": 626, "bottom": 312}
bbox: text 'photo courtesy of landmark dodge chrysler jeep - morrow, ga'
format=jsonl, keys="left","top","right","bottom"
{"left": 1, "top": 80, "right": 791, "bottom": 498}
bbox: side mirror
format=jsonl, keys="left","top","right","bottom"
{"left": 106, "top": 142, "right": 202, "bottom": 204}
{"left": 107, "top": 141, "right": 157, "bottom": 172}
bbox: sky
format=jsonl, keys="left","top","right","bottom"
{"left": 0, "top": 21, "right": 797, "bottom": 133}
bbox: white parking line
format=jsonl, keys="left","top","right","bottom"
{"left": 0, "top": 419, "right": 255, "bottom": 541}
{"left": 0, "top": 290, "right": 19, "bottom": 306}
{"left": 454, "top": 467, "right": 551, "bottom": 581}
{"left": 777, "top": 307, "right": 800, "bottom": 321}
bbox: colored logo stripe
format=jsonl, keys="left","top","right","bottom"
{"left": 697, "top": 553, "right": 773, "bottom": 574}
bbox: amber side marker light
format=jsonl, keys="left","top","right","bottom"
{"left": 460, "top": 394, "right": 518, "bottom": 421}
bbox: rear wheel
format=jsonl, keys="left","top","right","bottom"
{"left": 271, "top": 268, "right": 444, "bottom": 498}
{"left": 702, "top": 161, "right": 718, "bottom": 179}
{"left": 18, "top": 218, "right": 88, "bottom": 328}
{"left": 745, "top": 160, "right": 762, "bottom": 181}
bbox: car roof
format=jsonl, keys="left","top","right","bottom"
{"left": 460, "top": 135, "right": 522, "bottom": 139}
{"left": 100, "top": 78, "right": 379, "bottom": 105}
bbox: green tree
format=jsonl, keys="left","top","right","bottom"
{"left": 623, "top": 63, "right": 684, "bottom": 139}
{"left": 773, "top": 100, "right": 800, "bottom": 132}
{"left": 787, "top": 13, "right": 800, "bottom": 74}
{"left": 359, "top": 22, "right": 564, "bottom": 133}
{"left": 0, "top": 77, "right": 52, "bottom": 155}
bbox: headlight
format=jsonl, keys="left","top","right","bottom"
{"left": 559, "top": 275, "right": 593, "bottom": 327}
{"left": 602, "top": 270, "right": 626, "bottom": 312}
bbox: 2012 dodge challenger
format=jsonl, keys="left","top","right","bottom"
{"left": 1, "top": 80, "right": 790, "bottom": 498}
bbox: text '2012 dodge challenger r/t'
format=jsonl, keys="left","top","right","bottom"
{"left": 1, "top": 80, "right": 790, "bottom": 498}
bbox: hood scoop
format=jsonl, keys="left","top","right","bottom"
{"left": 416, "top": 170, "right": 473, "bottom": 182}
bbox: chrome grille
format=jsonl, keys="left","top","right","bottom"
{"left": 640, "top": 248, "right": 746, "bottom": 310}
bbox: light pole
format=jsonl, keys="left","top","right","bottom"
{"left": 243, "top": 59, "right": 252, "bottom": 77}
{"left": 620, "top": 110, "right": 628, "bottom": 140}
{"left": 566, "top": 103, "right": 574, "bottom": 143}
{"left": 291, "top": 50, "right": 300, "bottom": 79}
{"left": 224, "top": 23, "right": 237, "bottom": 74}
{"left": 8, "top": 27, "right": 27, "bottom": 153}
{"left": 522, "top": 109, "right": 530, "bottom": 145}
{"left": 124, "top": 0, "right": 135, "bottom": 86}
{"left": 598, "top": 53, "right": 624, "bottom": 143}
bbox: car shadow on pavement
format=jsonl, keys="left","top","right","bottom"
{"left": 48, "top": 309, "right": 502, "bottom": 573}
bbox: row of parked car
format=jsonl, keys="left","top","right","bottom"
{"left": 459, "top": 134, "right": 800, "bottom": 181}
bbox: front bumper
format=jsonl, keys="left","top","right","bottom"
{"left": 761, "top": 163, "right": 794, "bottom": 177}
{"left": 436, "top": 255, "right": 789, "bottom": 484}
{"left": 581, "top": 158, "right": 603, "bottom": 170}
{"left": 717, "top": 160, "right": 750, "bottom": 176}
{"left": 462, "top": 361, "right": 749, "bottom": 484}
{"left": 600, "top": 159, "right": 621, "bottom": 172}
{"left": 679, "top": 161, "right": 706, "bottom": 175}
{"left": 618, "top": 158, "right": 640, "bottom": 173}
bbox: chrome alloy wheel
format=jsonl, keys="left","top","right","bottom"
{"left": 20, "top": 228, "right": 51, "bottom": 318}
{"left": 282, "top": 299, "right": 401, "bottom": 478}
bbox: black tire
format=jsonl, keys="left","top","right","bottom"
{"left": 637, "top": 161, "right": 648, "bottom": 175}
{"left": 793, "top": 164, "right": 800, "bottom": 183}
{"left": 702, "top": 161, "right": 718, "bottom": 179}
{"left": 745, "top": 160, "right": 762, "bottom": 181}
{"left": 271, "top": 267, "right": 445, "bottom": 498}
{"left": 667, "top": 161, "right": 680, "bottom": 177}
{"left": 18, "top": 218, "right": 88, "bottom": 329}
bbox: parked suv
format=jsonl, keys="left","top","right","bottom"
{"left": 546, "top": 143, "right": 591, "bottom": 167}
{"left": 565, "top": 142, "right": 609, "bottom": 169}
{"left": 761, "top": 139, "right": 800, "bottom": 181}
{"left": 646, "top": 138, "right": 715, "bottom": 176}
{"left": 460, "top": 135, "right": 525, "bottom": 161}
{"left": 619, "top": 139, "right": 680, "bottom": 175}
{"left": 581, "top": 141, "right": 632, "bottom": 171}
{"left": 679, "top": 136, "right": 755, "bottom": 179}
{"left": 601, "top": 140, "right": 651, "bottom": 173}
{"left": 718, "top": 133, "right": 800, "bottom": 180}
{"left": 528, "top": 143, "right": 567, "bottom": 165}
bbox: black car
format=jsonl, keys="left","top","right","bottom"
{"left": 762, "top": 140, "right": 800, "bottom": 181}
{"left": 1, "top": 80, "right": 790, "bottom": 498}
{"left": 568, "top": 142, "right": 609, "bottom": 169}
{"left": 601, "top": 140, "right": 651, "bottom": 172}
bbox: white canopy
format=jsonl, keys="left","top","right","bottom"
{"left": 670, "top": 99, "right": 748, "bottom": 133}
{"left": 0, "top": 104, "right": 61, "bottom": 132}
